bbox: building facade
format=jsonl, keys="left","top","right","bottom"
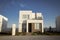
{"left": 18, "top": 10, "right": 44, "bottom": 33}
{"left": 56, "top": 16, "right": 60, "bottom": 32}
{"left": 0, "top": 15, "right": 8, "bottom": 32}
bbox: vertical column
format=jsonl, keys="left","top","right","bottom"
{"left": 12, "top": 24, "right": 16, "bottom": 36}
{"left": 0, "top": 18, "right": 2, "bottom": 32}
{"left": 18, "top": 23, "right": 22, "bottom": 32}
{"left": 27, "top": 22, "right": 28, "bottom": 33}
{"left": 42, "top": 21, "right": 44, "bottom": 33}
{"left": 0, "top": 23, "right": 2, "bottom": 32}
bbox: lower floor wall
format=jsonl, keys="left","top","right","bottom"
{"left": 31, "top": 23, "right": 42, "bottom": 33}
{"left": 18, "top": 23, "right": 43, "bottom": 33}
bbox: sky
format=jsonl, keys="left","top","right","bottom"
{"left": 0, "top": 0, "right": 60, "bottom": 28}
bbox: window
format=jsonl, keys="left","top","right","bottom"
{"left": 22, "top": 15, "right": 29, "bottom": 19}
{"left": 35, "top": 23, "right": 40, "bottom": 29}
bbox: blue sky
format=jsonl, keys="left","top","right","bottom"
{"left": 0, "top": 0, "right": 60, "bottom": 28}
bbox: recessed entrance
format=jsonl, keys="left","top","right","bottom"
{"left": 28, "top": 23, "right": 32, "bottom": 32}
{"left": 22, "top": 23, "right": 26, "bottom": 32}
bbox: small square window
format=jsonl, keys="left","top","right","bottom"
{"left": 22, "top": 15, "right": 29, "bottom": 19}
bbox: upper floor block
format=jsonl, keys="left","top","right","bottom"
{"left": 19, "top": 10, "right": 43, "bottom": 21}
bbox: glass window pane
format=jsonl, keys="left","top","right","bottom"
{"left": 35, "top": 23, "right": 40, "bottom": 29}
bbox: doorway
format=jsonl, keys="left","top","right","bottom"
{"left": 28, "top": 23, "right": 32, "bottom": 32}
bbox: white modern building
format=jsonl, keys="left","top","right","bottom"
{"left": 18, "top": 10, "right": 44, "bottom": 33}
{"left": 56, "top": 16, "right": 60, "bottom": 32}
{"left": 0, "top": 15, "right": 8, "bottom": 32}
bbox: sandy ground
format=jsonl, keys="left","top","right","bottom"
{"left": 0, "top": 35, "right": 60, "bottom": 40}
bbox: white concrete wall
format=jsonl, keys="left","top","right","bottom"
{"left": 18, "top": 23, "right": 22, "bottom": 32}
{"left": 12, "top": 24, "right": 16, "bottom": 36}
{"left": 36, "top": 13, "right": 43, "bottom": 20}
{"left": 31, "top": 13, "right": 35, "bottom": 19}
{"left": 27, "top": 20, "right": 43, "bottom": 23}
{"left": 19, "top": 10, "right": 32, "bottom": 20}
{"left": 0, "top": 15, "right": 8, "bottom": 32}
{"left": 56, "top": 16, "right": 60, "bottom": 32}
{"left": 27, "top": 20, "right": 44, "bottom": 33}
{"left": 19, "top": 10, "right": 44, "bottom": 33}
{"left": 36, "top": 13, "right": 42, "bottom": 17}
{"left": 0, "top": 16, "right": 2, "bottom": 32}
{"left": 19, "top": 10, "right": 33, "bottom": 32}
